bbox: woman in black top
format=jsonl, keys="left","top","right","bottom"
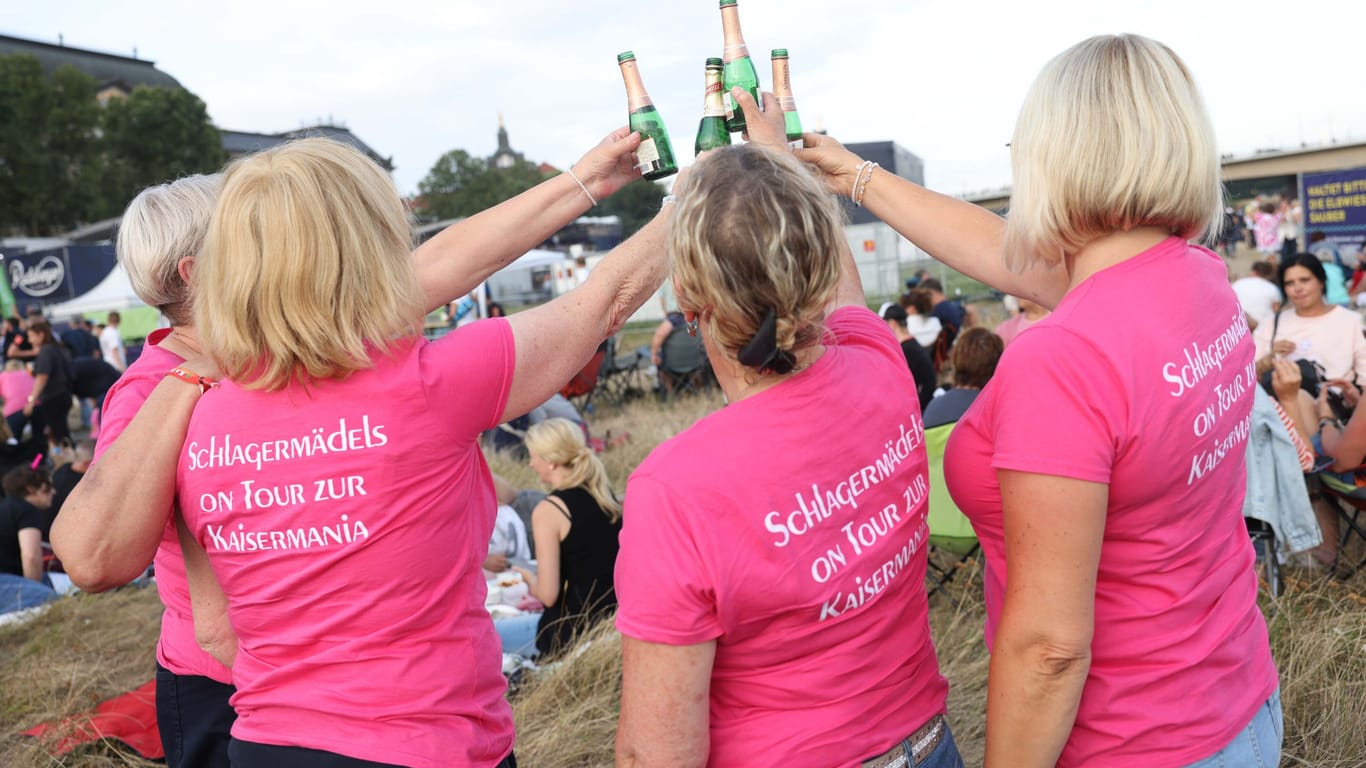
{"left": 514, "top": 417, "right": 622, "bottom": 657}
{"left": 22, "top": 321, "right": 74, "bottom": 451}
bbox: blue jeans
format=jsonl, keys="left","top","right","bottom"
{"left": 1183, "top": 688, "right": 1282, "bottom": 768}
{"left": 493, "top": 612, "right": 541, "bottom": 657}
{"left": 0, "top": 572, "right": 57, "bottom": 614}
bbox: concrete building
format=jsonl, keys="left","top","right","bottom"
{"left": 842, "top": 141, "right": 927, "bottom": 300}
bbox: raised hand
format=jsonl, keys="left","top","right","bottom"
{"left": 794, "top": 133, "right": 867, "bottom": 199}
{"left": 732, "top": 88, "right": 787, "bottom": 150}
{"left": 571, "top": 127, "right": 645, "bottom": 204}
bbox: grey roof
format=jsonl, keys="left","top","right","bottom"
{"left": 0, "top": 34, "right": 182, "bottom": 91}
{"left": 221, "top": 125, "right": 395, "bottom": 172}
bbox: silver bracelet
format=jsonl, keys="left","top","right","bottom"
{"left": 567, "top": 168, "right": 598, "bottom": 206}
{"left": 660, "top": 194, "right": 677, "bottom": 210}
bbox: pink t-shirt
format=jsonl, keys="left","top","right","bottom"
{"left": 176, "top": 321, "right": 515, "bottom": 768}
{"left": 992, "top": 312, "right": 1042, "bottom": 346}
{"left": 616, "top": 306, "right": 948, "bottom": 768}
{"left": 94, "top": 328, "right": 232, "bottom": 684}
{"left": 0, "top": 369, "right": 35, "bottom": 417}
{"left": 1253, "top": 211, "right": 1282, "bottom": 252}
{"left": 945, "top": 239, "right": 1277, "bottom": 767}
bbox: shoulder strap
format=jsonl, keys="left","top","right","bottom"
{"left": 545, "top": 493, "right": 572, "bottom": 522}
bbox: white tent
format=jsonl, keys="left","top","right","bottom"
{"left": 45, "top": 265, "right": 147, "bottom": 316}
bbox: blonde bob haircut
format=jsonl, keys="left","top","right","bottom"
{"left": 116, "top": 174, "right": 222, "bottom": 326}
{"left": 524, "top": 418, "right": 621, "bottom": 522}
{"left": 1003, "top": 34, "right": 1222, "bottom": 272}
{"left": 196, "top": 138, "right": 424, "bottom": 390}
{"left": 669, "top": 144, "right": 844, "bottom": 368}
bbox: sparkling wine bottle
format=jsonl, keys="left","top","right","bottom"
{"left": 771, "top": 49, "right": 804, "bottom": 148}
{"left": 719, "top": 0, "right": 761, "bottom": 133}
{"left": 694, "top": 58, "right": 732, "bottom": 154}
{"left": 617, "top": 51, "right": 677, "bottom": 181}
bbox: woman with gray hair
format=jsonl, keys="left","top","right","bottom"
{"left": 54, "top": 126, "right": 657, "bottom": 768}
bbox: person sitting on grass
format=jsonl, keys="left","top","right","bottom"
{"left": 513, "top": 417, "right": 622, "bottom": 658}
{"left": 0, "top": 466, "right": 57, "bottom": 614}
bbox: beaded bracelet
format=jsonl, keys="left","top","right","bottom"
{"left": 567, "top": 168, "right": 598, "bottom": 207}
{"left": 852, "top": 161, "right": 880, "bottom": 207}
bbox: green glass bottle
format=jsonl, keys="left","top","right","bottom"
{"left": 617, "top": 51, "right": 677, "bottom": 181}
{"left": 694, "top": 58, "right": 732, "bottom": 154}
{"left": 718, "top": 0, "right": 760, "bottom": 134}
{"left": 771, "top": 49, "right": 804, "bottom": 148}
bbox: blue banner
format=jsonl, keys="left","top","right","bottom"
{"left": 3, "top": 244, "right": 117, "bottom": 309}
{"left": 1302, "top": 167, "right": 1366, "bottom": 240}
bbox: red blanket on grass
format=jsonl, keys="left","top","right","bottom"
{"left": 23, "top": 678, "right": 163, "bottom": 759}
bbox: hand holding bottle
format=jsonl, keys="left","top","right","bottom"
{"left": 730, "top": 88, "right": 787, "bottom": 151}
{"left": 794, "top": 133, "right": 868, "bottom": 199}
{"left": 570, "top": 127, "right": 646, "bottom": 205}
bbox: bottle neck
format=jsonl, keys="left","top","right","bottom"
{"left": 702, "top": 69, "right": 725, "bottom": 117}
{"left": 619, "top": 61, "right": 653, "bottom": 112}
{"left": 771, "top": 58, "right": 792, "bottom": 99}
{"left": 721, "top": 6, "right": 747, "bottom": 58}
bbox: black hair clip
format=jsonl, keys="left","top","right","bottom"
{"left": 737, "top": 307, "right": 796, "bottom": 374}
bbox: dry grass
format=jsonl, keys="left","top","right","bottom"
{"left": 1, "top": 587, "right": 163, "bottom": 767}
{"left": 3, "top": 384, "right": 1363, "bottom": 767}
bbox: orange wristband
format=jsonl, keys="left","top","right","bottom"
{"left": 166, "top": 367, "right": 219, "bottom": 394}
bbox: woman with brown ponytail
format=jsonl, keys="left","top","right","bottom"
{"left": 513, "top": 417, "right": 622, "bottom": 657}
{"left": 614, "top": 143, "right": 959, "bottom": 768}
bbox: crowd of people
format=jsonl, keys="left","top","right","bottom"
{"left": 21, "top": 29, "right": 1355, "bottom": 768}
{"left": 0, "top": 298, "right": 124, "bottom": 614}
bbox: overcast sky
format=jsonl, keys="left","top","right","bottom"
{"left": 6, "top": 1, "right": 1364, "bottom": 198}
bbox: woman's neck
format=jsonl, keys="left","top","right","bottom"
{"left": 713, "top": 342, "right": 823, "bottom": 403}
{"left": 1066, "top": 226, "right": 1171, "bottom": 290}
{"left": 1294, "top": 301, "right": 1332, "bottom": 318}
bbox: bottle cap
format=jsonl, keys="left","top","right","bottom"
{"left": 719, "top": 0, "right": 738, "bottom": 6}
{"left": 771, "top": 49, "right": 789, "bottom": 58}
{"left": 617, "top": 51, "right": 636, "bottom": 63}
{"left": 705, "top": 57, "right": 723, "bottom": 67}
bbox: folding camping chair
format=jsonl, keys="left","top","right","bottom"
{"left": 657, "top": 325, "right": 712, "bottom": 399}
{"left": 593, "top": 335, "right": 647, "bottom": 405}
{"left": 1313, "top": 471, "right": 1366, "bottom": 578}
{"left": 560, "top": 341, "right": 607, "bottom": 412}
{"left": 924, "top": 422, "right": 980, "bottom": 605}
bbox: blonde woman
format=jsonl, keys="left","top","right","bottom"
{"left": 511, "top": 417, "right": 621, "bottom": 657}
{"left": 615, "top": 144, "right": 959, "bottom": 768}
{"left": 800, "top": 35, "right": 1278, "bottom": 767}
{"left": 58, "top": 136, "right": 669, "bottom": 768}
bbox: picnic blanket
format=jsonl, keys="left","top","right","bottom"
{"left": 23, "top": 678, "right": 163, "bottom": 760}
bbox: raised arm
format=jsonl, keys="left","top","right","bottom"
{"left": 780, "top": 117, "right": 1068, "bottom": 307}
{"left": 412, "top": 128, "right": 644, "bottom": 312}
{"left": 499, "top": 200, "right": 673, "bottom": 422}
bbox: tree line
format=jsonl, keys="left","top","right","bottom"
{"left": 417, "top": 150, "right": 667, "bottom": 237}
{"left": 1, "top": 50, "right": 664, "bottom": 240}
{"left": 0, "top": 54, "right": 225, "bottom": 236}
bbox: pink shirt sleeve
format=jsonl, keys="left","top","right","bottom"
{"left": 418, "top": 318, "right": 515, "bottom": 434}
{"left": 615, "top": 470, "right": 723, "bottom": 646}
{"left": 988, "top": 326, "right": 1128, "bottom": 484}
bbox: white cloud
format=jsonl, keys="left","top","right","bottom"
{"left": 5, "top": 0, "right": 1364, "bottom": 195}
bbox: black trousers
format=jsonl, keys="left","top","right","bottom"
{"left": 155, "top": 662, "right": 236, "bottom": 768}
{"left": 229, "top": 740, "right": 518, "bottom": 768}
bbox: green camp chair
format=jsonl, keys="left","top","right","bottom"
{"left": 924, "top": 422, "right": 980, "bottom": 604}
